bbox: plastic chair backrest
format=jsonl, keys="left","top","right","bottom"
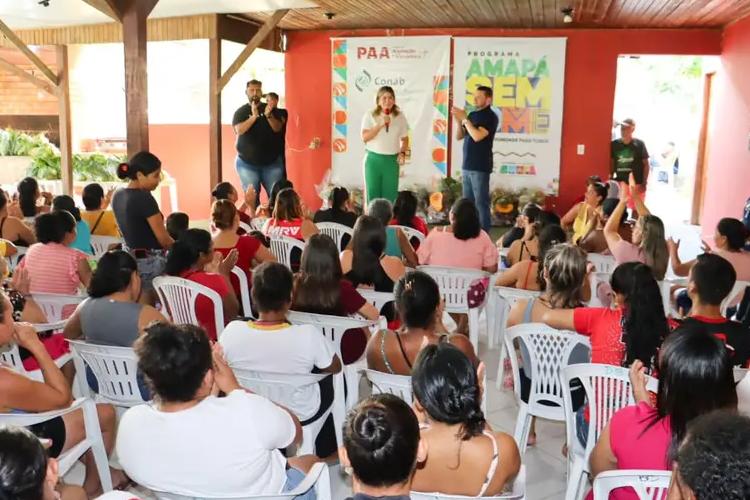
{"left": 418, "top": 265, "right": 490, "bottom": 313}
{"left": 0, "top": 342, "right": 31, "bottom": 376}
{"left": 588, "top": 253, "right": 616, "bottom": 274}
{"left": 721, "top": 280, "right": 750, "bottom": 317}
{"left": 593, "top": 470, "right": 671, "bottom": 500}
{"left": 238, "top": 221, "right": 252, "bottom": 234}
{"left": 250, "top": 217, "right": 268, "bottom": 232}
{"left": 6, "top": 245, "right": 27, "bottom": 271}
{"left": 365, "top": 369, "right": 413, "bottom": 403}
{"left": 90, "top": 235, "right": 122, "bottom": 258}
{"left": 67, "top": 340, "right": 145, "bottom": 407}
{"left": 31, "top": 293, "right": 86, "bottom": 322}
{"left": 287, "top": 310, "right": 376, "bottom": 356}
{"left": 357, "top": 288, "right": 395, "bottom": 315}
{"left": 411, "top": 465, "right": 526, "bottom": 500}
{"left": 392, "top": 225, "right": 426, "bottom": 245}
{"left": 152, "top": 276, "right": 224, "bottom": 338}
{"left": 316, "top": 222, "right": 353, "bottom": 250}
{"left": 233, "top": 368, "right": 329, "bottom": 408}
{"left": 505, "top": 323, "right": 590, "bottom": 415}
{"left": 268, "top": 236, "right": 305, "bottom": 269}
{"left": 562, "top": 363, "right": 659, "bottom": 461}
{"left": 231, "top": 266, "right": 253, "bottom": 317}
{"left": 734, "top": 367, "right": 748, "bottom": 383}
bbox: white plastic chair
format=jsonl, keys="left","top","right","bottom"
{"left": 250, "top": 217, "right": 268, "bottom": 232}
{"left": 561, "top": 363, "right": 659, "bottom": 500}
{"left": 287, "top": 311, "right": 377, "bottom": 410}
{"left": 504, "top": 323, "right": 591, "bottom": 457}
{"left": 31, "top": 292, "right": 86, "bottom": 322}
{"left": 238, "top": 221, "right": 253, "bottom": 234}
{"left": 722, "top": 280, "right": 749, "bottom": 318}
{"left": 90, "top": 235, "right": 123, "bottom": 258}
{"left": 233, "top": 368, "right": 345, "bottom": 456}
{"left": 268, "top": 236, "right": 305, "bottom": 269}
{"left": 364, "top": 369, "right": 414, "bottom": 403}
{"left": 356, "top": 288, "right": 395, "bottom": 318}
{"left": 231, "top": 266, "right": 253, "bottom": 318}
{"left": 734, "top": 367, "right": 748, "bottom": 383}
{"left": 0, "top": 397, "right": 113, "bottom": 492}
{"left": 151, "top": 461, "right": 331, "bottom": 500}
{"left": 411, "top": 464, "right": 526, "bottom": 500}
{"left": 418, "top": 265, "right": 491, "bottom": 352}
{"left": 153, "top": 276, "right": 225, "bottom": 339}
{"left": 0, "top": 342, "right": 72, "bottom": 382}
{"left": 6, "top": 245, "right": 27, "bottom": 271}
{"left": 392, "top": 224, "right": 426, "bottom": 245}
{"left": 592, "top": 470, "right": 671, "bottom": 500}
{"left": 588, "top": 253, "right": 616, "bottom": 274}
{"left": 489, "top": 286, "right": 541, "bottom": 390}
{"left": 316, "top": 222, "right": 353, "bottom": 250}
{"left": 67, "top": 340, "right": 147, "bottom": 408}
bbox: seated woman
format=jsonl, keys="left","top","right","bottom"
{"left": 579, "top": 198, "right": 630, "bottom": 253}
{"left": 390, "top": 190, "right": 428, "bottom": 238}
{"left": 342, "top": 215, "right": 405, "bottom": 295}
{"left": 561, "top": 180, "right": 608, "bottom": 245}
{"left": 0, "top": 190, "right": 35, "bottom": 247}
{"left": 505, "top": 203, "right": 543, "bottom": 266}
{"left": 212, "top": 181, "right": 257, "bottom": 227}
{"left": 211, "top": 199, "right": 275, "bottom": 308}
{"left": 164, "top": 229, "right": 240, "bottom": 341}
{"left": 292, "top": 234, "right": 378, "bottom": 364}
{"left": 52, "top": 195, "right": 92, "bottom": 255}
{"left": 366, "top": 271, "right": 476, "bottom": 375}
{"left": 221, "top": 262, "right": 341, "bottom": 458}
{"left": 498, "top": 203, "right": 541, "bottom": 250}
{"left": 341, "top": 394, "right": 426, "bottom": 500}
{"left": 262, "top": 188, "right": 318, "bottom": 242}
{"left": 0, "top": 295, "right": 122, "bottom": 496}
{"left": 496, "top": 224, "right": 567, "bottom": 292}
{"left": 588, "top": 329, "right": 737, "bottom": 500}
{"left": 80, "top": 183, "right": 120, "bottom": 237}
{"left": 417, "top": 198, "right": 498, "bottom": 274}
{"left": 411, "top": 343, "right": 520, "bottom": 496}
{"left": 368, "top": 198, "right": 418, "bottom": 267}
{"left": 603, "top": 175, "right": 668, "bottom": 281}
{"left": 19, "top": 211, "right": 91, "bottom": 295}
{"left": 119, "top": 322, "right": 318, "bottom": 499}
{"left": 17, "top": 177, "right": 52, "bottom": 221}
{"left": 313, "top": 186, "right": 357, "bottom": 228}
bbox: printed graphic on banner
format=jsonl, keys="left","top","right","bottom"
{"left": 452, "top": 38, "right": 566, "bottom": 194}
{"left": 331, "top": 36, "right": 451, "bottom": 188}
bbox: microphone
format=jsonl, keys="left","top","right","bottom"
{"left": 384, "top": 108, "right": 390, "bottom": 132}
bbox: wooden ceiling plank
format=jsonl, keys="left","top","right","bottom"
{"left": 82, "top": 0, "right": 122, "bottom": 22}
{"left": 0, "top": 55, "right": 56, "bottom": 96}
{"left": 218, "top": 9, "right": 288, "bottom": 92}
{"left": 0, "top": 18, "right": 58, "bottom": 85}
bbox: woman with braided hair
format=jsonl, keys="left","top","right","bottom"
{"left": 411, "top": 343, "right": 520, "bottom": 496}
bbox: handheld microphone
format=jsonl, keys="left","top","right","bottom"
{"left": 384, "top": 108, "right": 391, "bottom": 132}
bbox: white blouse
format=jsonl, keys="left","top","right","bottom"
{"left": 361, "top": 110, "right": 409, "bottom": 155}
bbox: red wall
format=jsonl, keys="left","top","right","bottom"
{"left": 700, "top": 17, "right": 750, "bottom": 234}
{"left": 284, "top": 28, "right": 722, "bottom": 212}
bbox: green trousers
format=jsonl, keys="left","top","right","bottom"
{"left": 364, "top": 150, "right": 399, "bottom": 204}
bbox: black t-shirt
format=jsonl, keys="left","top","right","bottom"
{"left": 313, "top": 208, "right": 357, "bottom": 228}
{"left": 232, "top": 102, "right": 284, "bottom": 166}
{"left": 610, "top": 138, "right": 649, "bottom": 184}
{"left": 111, "top": 188, "right": 162, "bottom": 249}
{"left": 462, "top": 105, "right": 499, "bottom": 173}
{"left": 675, "top": 316, "right": 750, "bottom": 366}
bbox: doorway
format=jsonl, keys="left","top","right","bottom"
{"left": 612, "top": 55, "right": 719, "bottom": 225}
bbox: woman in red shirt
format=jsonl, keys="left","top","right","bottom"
{"left": 390, "top": 190, "right": 428, "bottom": 237}
{"left": 262, "top": 188, "right": 318, "bottom": 242}
{"left": 211, "top": 200, "right": 275, "bottom": 313}
{"left": 292, "top": 234, "right": 379, "bottom": 364}
{"left": 211, "top": 181, "right": 256, "bottom": 227}
{"left": 164, "top": 229, "right": 239, "bottom": 340}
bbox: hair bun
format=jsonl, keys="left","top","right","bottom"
{"left": 116, "top": 162, "right": 130, "bottom": 180}
{"left": 353, "top": 409, "right": 392, "bottom": 451}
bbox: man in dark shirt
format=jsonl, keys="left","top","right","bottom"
{"left": 232, "top": 79, "right": 287, "bottom": 198}
{"left": 265, "top": 92, "right": 288, "bottom": 179}
{"left": 451, "top": 85, "right": 499, "bottom": 232}
{"left": 610, "top": 118, "right": 649, "bottom": 210}
{"left": 672, "top": 253, "right": 750, "bottom": 366}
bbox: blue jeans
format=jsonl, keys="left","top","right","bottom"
{"left": 283, "top": 466, "right": 317, "bottom": 500}
{"left": 462, "top": 169, "right": 492, "bottom": 232}
{"left": 236, "top": 155, "right": 285, "bottom": 199}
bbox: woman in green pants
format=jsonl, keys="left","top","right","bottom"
{"left": 360, "top": 86, "right": 410, "bottom": 204}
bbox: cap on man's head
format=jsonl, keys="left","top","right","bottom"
{"left": 619, "top": 118, "right": 636, "bottom": 127}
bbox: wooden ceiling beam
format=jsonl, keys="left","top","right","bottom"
{"left": 0, "top": 18, "right": 58, "bottom": 85}
{"left": 218, "top": 9, "right": 288, "bottom": 93}
{"left": 0, "top": 55, "right": 57, "bottom": 96}
{"left": 82, "top": 0, "right": 122, "bottom": 22}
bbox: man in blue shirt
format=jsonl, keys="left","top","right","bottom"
{"left": 452, "top": 86, "right": 499, "bottom": 232}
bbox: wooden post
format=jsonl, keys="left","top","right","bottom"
{"left": 56, "top": 45, "right": 73, "bottom": 195}
{"left": 209, "top": 35, "right": 222, "bottom": 188}
{"left": 121, "top": 0, "right": 158, "bottom": 157}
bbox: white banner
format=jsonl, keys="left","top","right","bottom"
{"left": 331, "top": 36, "right": 450, "bottom": 188}
{"left": 452, "top": 37, "right": 566, "bottom": 194}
